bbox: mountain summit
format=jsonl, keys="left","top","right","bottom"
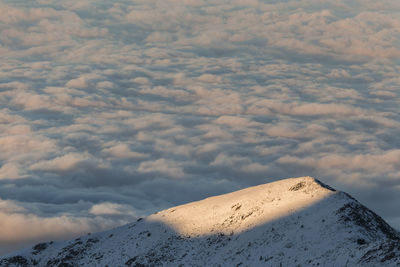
{"left": 2, "top": 177, "right": 400, "bottom": 266}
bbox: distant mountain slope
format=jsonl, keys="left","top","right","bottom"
{"left": 1, "top": 177, "right": 400, "bottom": 266}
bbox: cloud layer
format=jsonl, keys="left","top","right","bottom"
{"left": 1, "top": 0, "right": 400, "bottom": 254}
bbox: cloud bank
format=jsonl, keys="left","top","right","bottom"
{"left": 1, "top": 0, "right": 400, "bottom": 254}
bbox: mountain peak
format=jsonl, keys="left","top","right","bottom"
{"left": 1, "top": 177, "right": 400, "bottom": 266}
{"left": 147, "top": 176, "right": 336, "bottom": 237}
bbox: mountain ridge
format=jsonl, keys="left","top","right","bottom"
{"left": 1, "top": 176, "right": 400, "bottom": 266}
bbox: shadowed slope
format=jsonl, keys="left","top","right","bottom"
{"left": 1, "top": 177, "right": 399, "bottom": 266}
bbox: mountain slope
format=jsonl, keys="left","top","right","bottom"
{"left": 1, "top": 177, "right": 400, "bottom": 266}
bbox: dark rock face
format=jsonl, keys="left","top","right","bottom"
{"left": 0, "top": 256, "right": 33, "bottom": 267}
{"left": 32, "top": 243, "right": 48, "bottom": 255}
{"left": 289, "top": 182, "right": 306, "bottom": 191}
{"left": 337, "top": 201, "right": 399, "bottom": 241}
{"left": 336, "top": 200, "right": 400, "bottom": 264}
{"left": 42, "top": 237, "right": 101, "bottom": 267}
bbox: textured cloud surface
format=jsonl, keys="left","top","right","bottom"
{"left": 1, "top": 0, "right": 400, "bottom": 254}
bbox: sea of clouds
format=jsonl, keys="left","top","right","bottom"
{"left": 1, "top": 0, "right": 400, "bottom": 254}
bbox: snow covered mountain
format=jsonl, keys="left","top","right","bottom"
{"left": 1, "top": 177, "right": 400, "bottom": 266}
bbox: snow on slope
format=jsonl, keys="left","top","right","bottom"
{"left": 1, "top": 177, "right": 400, "bottom": 266}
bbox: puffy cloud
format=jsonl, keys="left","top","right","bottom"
{"left": 278, "top": 150, "right": 400, "bottom": 181}
{"left": 0, "top": 135, "right": 56, "bottom": 161}
{"left": 145, "top": 32, "right": 174, "bottom": 43}
{"left": 138, "top": 159, "right": 185, "bottom": 178}
{"left": 197, "top": 74, "right": 223, "bottom": 84}
{"left": 214, "top": 115, "right": 262, "bottom": 128}
{"left": 211, "top": 153, "right": 270, "bottom": 174}
{"left": 327, "top": 69, "right": 351, "bottom": 79}
{"left": 0, "top": 163, "right": 22, "bottom": 180}
{"left": 29, "top": 153, "right": 108, "bottom": 174}
{"left": 256, "top": 100, "right": 366, "bottom": 117}
{"left": 89, "top": 202, "right": 137, "bottom": 217}
{"left": 140, "top": 86, "right": 193, "bottom": 101}
{"left": 66, "top": 77, "right": 90, "bottom": 89}
{"left": 0, "top": 198, "right": 126, "bottom": 255}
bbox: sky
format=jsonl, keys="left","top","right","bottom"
{"left": 1, "top": 0, "right": 400, "bottom": 255}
